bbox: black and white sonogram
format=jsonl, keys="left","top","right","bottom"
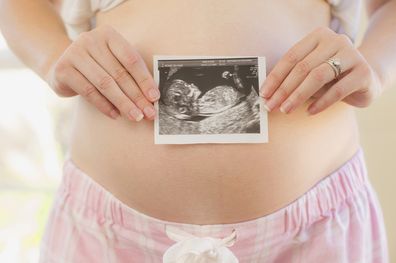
{"left": 153, "top": 56, "right": 268, "bottom": 144}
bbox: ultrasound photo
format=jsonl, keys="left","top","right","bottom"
{"left": 153, "top": 56, "right": 268, "bottom": 144}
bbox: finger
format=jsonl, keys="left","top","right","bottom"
{"left": 306, "top": 68, "right": 361, "bottom": 115}
{"left": 60, "top": 66, "right": 120, "bottom": 119}
{"left": 263, "top": 43, "right": 339, "bottom": 111}
{"left": 106, "top": 29, "right": 160, "bottom": 102}
{"left": 69, "top": 47, "right": 145, "bottom": 122}
{"left": 279, "top": 46, "right": 359, "bottom": 114}
{"left": 259, "top": 27, "right": 335, "bottom": 99}
{"left": 88, "top": 43, "right": 156, "bottom": 120}
{"left": 311, "top": 81, "right": 334, "bottom": 99}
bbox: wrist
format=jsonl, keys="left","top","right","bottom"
{"left": 358, "top": 46, "right": 387, "bottom": 88}
{"left": 357, "top": 46, "right": 386, "bottom": 101}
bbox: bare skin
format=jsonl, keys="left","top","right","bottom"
{"left": 1, "top": 0, "right": 395, "bottom": 225}
{"left": 70, "top": 0, "right": 360, "bottom": 224}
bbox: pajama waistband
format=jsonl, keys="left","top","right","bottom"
{"left": 57, "top": 146, "right": 369, "bottom": 240}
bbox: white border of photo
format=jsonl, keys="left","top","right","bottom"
{"left": 153, "top": 55, "right": 268, "bottom": 144}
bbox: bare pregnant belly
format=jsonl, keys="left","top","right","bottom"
{"left": 68, "top": 0, "right": 361, "bottom": 224}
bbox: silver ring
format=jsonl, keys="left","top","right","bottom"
{"left": 325, "top": 58, "right": 342, "bottom": 80}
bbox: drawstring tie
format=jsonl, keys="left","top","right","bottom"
{"left": 163, "top": 225, "right": 239, "bottom": 263}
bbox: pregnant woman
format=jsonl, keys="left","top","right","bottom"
{"left": 0, "top": 0, "right": 394, "bottom": 262}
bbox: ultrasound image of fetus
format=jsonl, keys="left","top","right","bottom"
{"left": 160, "top": 79, "right": 202, "bottom": 120}
{"left": 197, "top": 85, "right": 245, "bottom": 116}
{"left": 161, "top": 78, "right": 245, "bottom": 120}
{"left": 158, "top": 64, "right": 261, "bottom": 135}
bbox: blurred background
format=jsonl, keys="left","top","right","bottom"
{"left": 0, "top": 16, "right": 395, "bottom": 263}
{"left": 0, "top": 33, "right": 74, "bottom": 262}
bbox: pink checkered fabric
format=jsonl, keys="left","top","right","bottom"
{"left": 39, "top": 147, "right": 389, "bottom": 262}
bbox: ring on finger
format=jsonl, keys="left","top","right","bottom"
{"left": 325, "top": 58, "right": 342, "bottom": 80}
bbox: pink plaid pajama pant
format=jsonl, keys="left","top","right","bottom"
{"left": 39, "top": 147, "right": 389, "bottom": 262}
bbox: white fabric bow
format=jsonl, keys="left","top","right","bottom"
{"left": 163, "top": 225, "right": 239, "bottom": 263}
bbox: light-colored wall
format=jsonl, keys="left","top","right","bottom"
{"left": 355, "top": 10, "right": 396, "bottom": 261}
{"left": 356, "top": 85, "right": 396, "bottom": 262}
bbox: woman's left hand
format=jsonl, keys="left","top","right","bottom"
{"left": 259, "top": 27, "right": 383, "bottom": 115}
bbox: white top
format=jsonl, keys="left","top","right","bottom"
{"left": 61, "top": 0, "right": 363, "bottom": 42}
{"left": 327, "top": 0, "right": 363, "bottom": 42}
{"left": 61, "top": 0, "right": 125, "bottom": 39}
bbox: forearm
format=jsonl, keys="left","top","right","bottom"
{"left": 358, "top": 0, "right": 396, "bottom": 92}
{"left": 0, "top": 0, "right": 71, "bottom": 80}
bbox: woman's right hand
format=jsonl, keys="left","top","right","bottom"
{"left": 45, "top": 25, "right": 160, "bottom": 122}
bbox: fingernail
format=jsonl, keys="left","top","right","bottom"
{"left": 143, "top": 106, "right": 156, "bottom": 118}
{"left": 148, "top": 88, "right": 160, "bottom": 100}
{"left": 260, "top": 87, "right": 268, "bottom": 98}
{"left": 260, "top": 79, "right": 272, "bottom": 96}
{"left": 110, "top": 109, "right": 119, "bottom": 119}
{"left": 280, "top": 100, "right": 292, "bottom": 114}
{"left": 263, "top": 99, "right": 270, "bottom": 111}
{"left": 129, "top": 108, "right": 144, "bottom": 121}
{"left": 259, "top": 86, "right": 265, "bottom": 96}
{"left": 265, "top": 99, "right": 276, "bottom": 112}
{"left": 307, "top": 106, "right": 317, "bottom": 115}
